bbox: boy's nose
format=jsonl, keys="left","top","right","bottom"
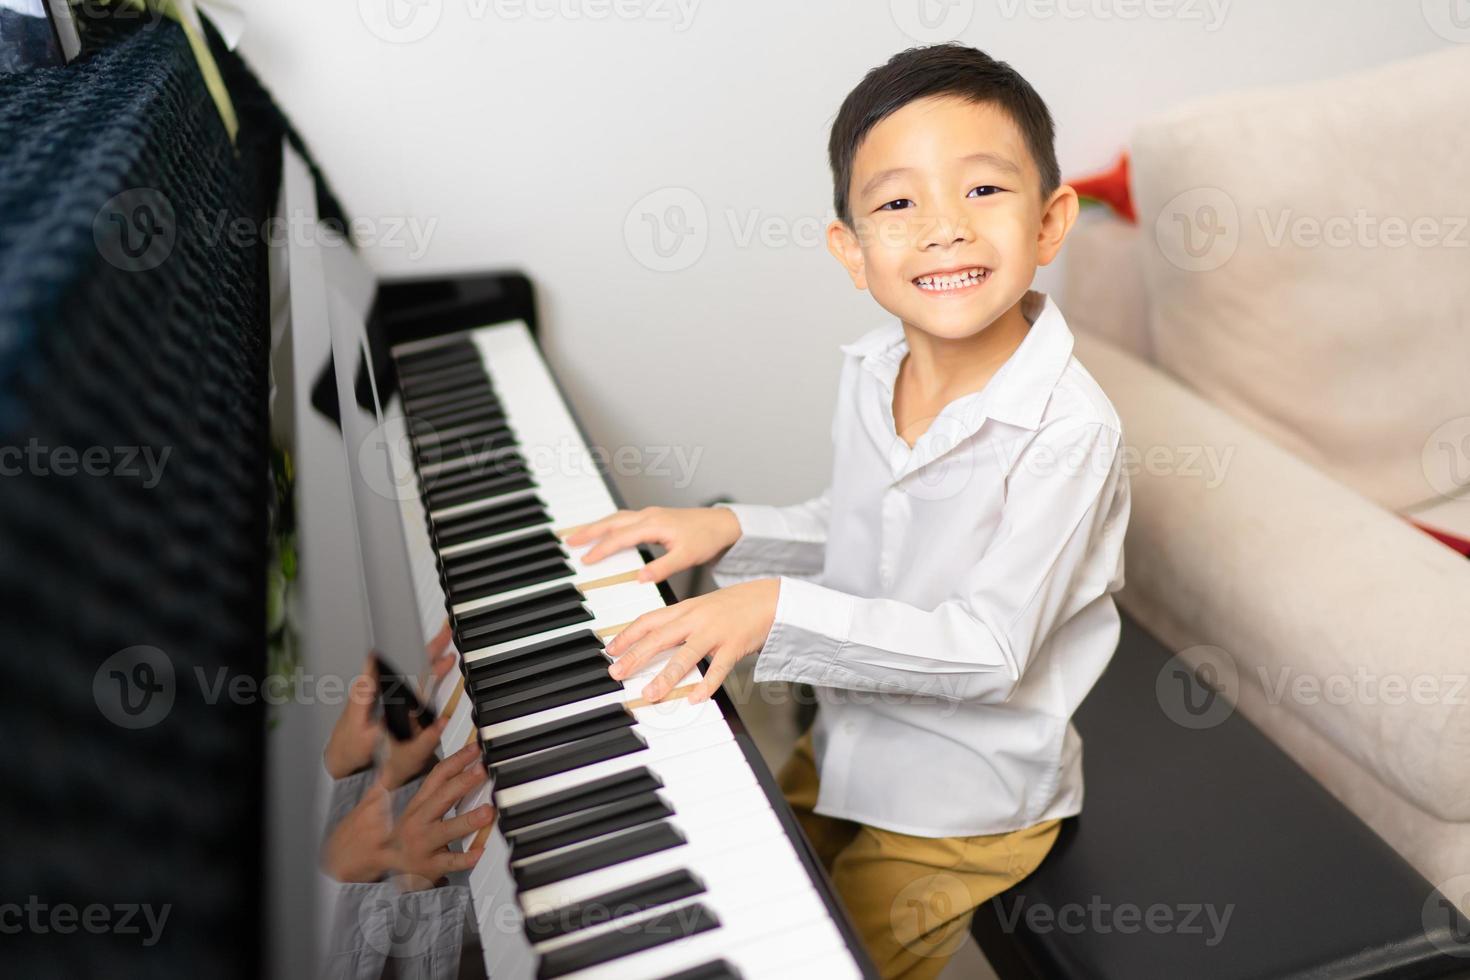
{"left": 918, "top": 211, "right": 975, "bottom": 250}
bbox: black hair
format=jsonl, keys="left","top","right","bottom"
{"left": 828, "top": 44, "right": 1060, "bottom": 224}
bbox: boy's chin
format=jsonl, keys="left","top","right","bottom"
{"left": 878, "top": 292, "right": 1006, "bottom": 341}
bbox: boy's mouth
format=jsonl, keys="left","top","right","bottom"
{"left": 913, "top": 266, "right": 990, "bottom": 294}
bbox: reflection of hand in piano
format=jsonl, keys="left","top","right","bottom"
{"left": 391, "top": 743, "right": 497, "bottom": 891}
{"left": 606, "top": 579, "right": 781, "bottom": 704}
{"left": 324, "top": 660, "right": 386, "bottom": 781}
{"left": 566, "top": 506, "right": 742, "bottom": 584}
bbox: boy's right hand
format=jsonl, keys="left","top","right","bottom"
{"left": 565, "top": 506, "right": 741, "bottom": 584}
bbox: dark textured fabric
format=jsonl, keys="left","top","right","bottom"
{"left": 0, "top": 20, "right": 284, "bottom": 980}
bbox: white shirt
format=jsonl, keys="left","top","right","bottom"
{"left": 713, "top": 290, "right": 1130, "bottom": 838}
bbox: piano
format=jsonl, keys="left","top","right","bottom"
{"left": 283, "top": 144, "right": 875, "bottom": 979}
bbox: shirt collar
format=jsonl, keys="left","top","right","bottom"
{"left": 842, "top": 289, "right": 1075, "bottom": 432}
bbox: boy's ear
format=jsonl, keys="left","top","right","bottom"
{"left": 827, "top": 219, "right": 868, "bottom": 290}
{"left": 1036, "top": 183, "right": 1080, "bottom": 267}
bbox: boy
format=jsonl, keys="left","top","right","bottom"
{"left": 567, "top": 44, "right": 1130, "bottom": 979}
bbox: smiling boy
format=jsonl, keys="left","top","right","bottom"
{"left": 568, "top": 44, "right": 1130, "bottom": 978}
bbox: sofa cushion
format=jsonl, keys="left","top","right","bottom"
{"left": 1130, "top": 47, "right": 1470, "bottom": 512}
{"left": 1073, "top": 330, "right": 1470, "bottom": 824}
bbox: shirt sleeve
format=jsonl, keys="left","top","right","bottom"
{"left": 753, "top": 420, "right": 1127, "bottom": 703}
{"left": 708, "top": 493, "right": 830, "bottom": 587}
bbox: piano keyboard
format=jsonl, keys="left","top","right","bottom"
{"left": 382, "top": 321, "right": 869, "bottom": 980}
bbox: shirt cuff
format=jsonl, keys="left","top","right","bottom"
{"left": 711, "top": 502, "right": 824, "bottom": 580}
{"left": 752, "top": 576, "right": 854, "bottom": 687}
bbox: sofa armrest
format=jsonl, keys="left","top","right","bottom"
{"left": 1074, "top": 331, "right": 1470, "bottom": 822}
{"left": 1060, "top": 214, "right": 1152, "bottom": 362}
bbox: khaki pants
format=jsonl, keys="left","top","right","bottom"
{"left": 779, "top": 733, "right": 1062, "bottom": 980}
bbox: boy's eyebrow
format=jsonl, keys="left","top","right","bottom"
{"left": 858, "top": 152, "right": 1024, "bottom": 199}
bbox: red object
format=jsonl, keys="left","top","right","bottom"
{"left": 1408, "top": 518, "right": 1470, "bottom": 557}
{"left": 1069, "top": 151, "right": 1136, "bottom": 224}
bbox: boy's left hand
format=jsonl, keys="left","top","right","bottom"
{"left": 606, "top": 578, "right": 780, "bottom": 703}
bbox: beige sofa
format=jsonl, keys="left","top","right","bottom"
{"left": 1061, "top": 47, "right": 1470, "bottom": 915}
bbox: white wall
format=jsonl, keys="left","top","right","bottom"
{"left": 240, "top": 0, "right": 1458, "bottom": 512}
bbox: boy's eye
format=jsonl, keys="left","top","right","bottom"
{"left": 968, "top": 185, "right": 1004, "bottom": 198}
{"left": 877, "top": 199, "right": 914, "bottom": 212}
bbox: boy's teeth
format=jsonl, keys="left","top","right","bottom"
{"left": 916, "top": 268, "right": 987, "bottom": 290}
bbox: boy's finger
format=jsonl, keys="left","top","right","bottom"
{"left": 691, "top": 651, "right": 735, "bottom": 703}
{"left": 605, "top": 605, "right": 679, "bottom": 657}
{"left": 563, "top": 510, "right": 636, "bottom": 546}
{"left": 609, "top": 621, "right": 691, "bottom": 680}
{"left": 641, "top": 643, "right": 707, "bottom": 702}
{"left": 418, "top": 741, "right": 479, "bottom": 797}
{"left": 636, "top": 551, "right": 687, "bottom": 584}
{"left": 423, "top": 762, "right": 488, "bottom": 819}
{"left": 581, "top": 522, "right": 659, "bottom": 564}
{"left": 434, "top": 847, "right": 484, "bottom": 876}
{"left": 426, "top": 619, "right": 453, "bottom": 660}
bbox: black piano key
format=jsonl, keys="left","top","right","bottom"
{"left": 469, "top": 643, "right": 605, "bottom": 694}
{"left": 454, "top": 583, "right": 585, "bottom": 642}
{"left": 510, "top": 792, "right": 672, "bottom": 860}
{"left": 477, "top": 659, "right": 619, "bottom": 709}
{"left": 404, "top": 383, "right": 498, "bottom": 415}
{"left": 524, "top": 869, "right": 705, "bottom": 944}
{"left": 475, "top": 671, "right": 620, "bottom": 726}
{"left": 493, "top": 728, "right": 647, "bottom": 790}
{"left": 441, "top": 528, "right": 562, "bottom": 579}
{"left": 482, "top": 703, "right": 634, "bottom": 766}
{"left": 395, "top": 340, "right": 477, "bottom": 366}
{"left": 652, "top": 961, "right": 743, "bottom": 980}
{"left": 409, "top": 407, "right": 509, "bottom": 442}
{"left": 416, "top": 429, "right": 519, "bottom": 467}
{"left": 468, "top": 629, "right": 605, "bottom": 685}
{"left": 513, "top": 822, "right": 687, "bottom": 892}
{"left": 408, "top": 391, "right": 502, "bottom": 423}
{"left": 420, "top": 452, "right": 526, "bottom": 495}
{"left": 409, "top": 402, "right": 508, "bottom": 435}
{"left": 447, "top": 555, "right": 573, "bottom": 606}
{"left": 420, "top": 445, "right": 523, "bottom": 483}
{"left": 536, "top": 902, "right": 719, "bottom": 979}
{"left": 499, "top": 768, "right": 663, "bottom": 833}
{"left": 432, "top": 497, "right": 549, "bottom": 548}
{"left": 399, "top": 365, "right": 491, "bottom": 398}
{"left": 396, "top": 355, "right": 483, "bottom": 383}
{"left": 426, "top": 470, "right": 536, "bottom": 512}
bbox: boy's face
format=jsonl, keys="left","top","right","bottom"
{"left": 827, "top": 96, "right": 1076, "bottom": 341}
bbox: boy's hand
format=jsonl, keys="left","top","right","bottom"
{"left": 564, "top": 506, "right": 741, "bottom": 584}
{"left": 320, "top": 780, "right": 393, "bottom": 883}
{"left": 605, "top": 579, "right": 780, "bottom": 703}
